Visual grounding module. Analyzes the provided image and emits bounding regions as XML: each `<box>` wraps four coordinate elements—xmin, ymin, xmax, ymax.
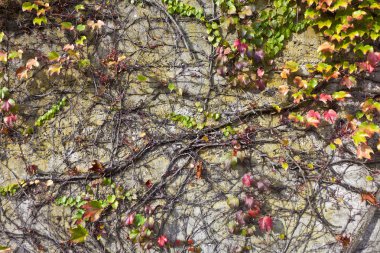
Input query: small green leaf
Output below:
<box><xmin>366</xmin><ymin>175</ymin><xmax>374</xmax><ymax>181</ymax></box>
<box><xmin>70</xmin><ymin>225</ymin><xmax>89</xmax><ymax>243</ymax></box>
<box><xmin>48</xmin><ymin>51</ymin><xmax>60</xmax><ymax>61</ymax></box>
<box><xmin>134</xmin><ymin>214</ymin><xmax>146</xmax><ymax>227</ymax></box>
<box><xmin>75</xmin><ymin>4</ymin><xmax>85</xmax><ymax>11</ymax></box>
<box><xmin>61</xmin><ymin>22</ymin><xmax>73</xmax><ymax>30</ymax></box>
<box><xmin>33</xmin><ymin>16</ymin><xmax>48</xmax><ymax>26</ymax></box>
<box><xmin>168</xmin><ymin>83</ymin><xmax>176</xmax><ymax>91</ymax></box>
<box><xmin>137</xmin><ymin>75</ymin><xmax>147</xmax><ymax>82</ymax></box>
<box><xmin>76</xmin><ymin>24</ymin><xmax>86</xmax><ymax>32</ymax></box>
<box><xmin>0</xmin><ymin>32</ymin><xmax>4</xmax><ymax>43</ymax></box>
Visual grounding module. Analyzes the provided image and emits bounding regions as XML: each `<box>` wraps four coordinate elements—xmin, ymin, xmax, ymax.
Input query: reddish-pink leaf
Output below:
<box><xmin>323</xmin><ymin>109</ymin><xmax>337</xmax><ymax>124</ymax></box>
<box><xmin>157</xmin><ymin>235</ymin><xmax>168</xmax><ymax>247</ymax></box>
<box><xmin>257</xmin><ymin>67</ymin><xmax>265</xmax><ymax>78</ymax></box>
<box><xmin>125</xmin><ymin>212</ymin><xmax>135</xmax><ymax>226</ymax></box>
<box><xmin>259</xmin><ymin>216</ymin><xmax>273</xmax><ymax>232</ymax></box>
<box><xmin>319</xmin><ymin>93</ymin><xmax>332</xmax><ymax>104</ymax></box>
<box><xmin>233</xmin><ymin>39</ymin><xmax>248</xmax><ymax>54</ymax></box>
<box><xmin>305</xmin><ymin>110</ymin><xmax>321</xmax><ymax>128</ymax></box>
<box><xmin>242</xmin><ymin>173</ymin><xmax>254</xmax><ymax>187</ymax></box>
<box><xmin>1</xmin><ymin>99</ymin><xmax>14</xmax><ymax>112</ymax></box>
<box><xmin>4</xmin><ymin>114</ymin><xmax>17</xmax><ymax>127</ymax></box>
<box><xmin>367</xmin><ymin>52</ymin><xmax>380</xmax><ymax>67</ymax></box>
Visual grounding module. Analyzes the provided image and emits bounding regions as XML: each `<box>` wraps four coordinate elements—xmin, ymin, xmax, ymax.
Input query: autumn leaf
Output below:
<box><xmin>242</xmin><ymin>173</ymin><xmax>254</xmax><ymax>187</ymax></box>
<box><xmin>332</xmin><ymin>91</ymin><xmax>351</xmax><ymax>101</ymax></box>
<box><xmin>280</xmin><ymin>68</ymin><xmax>290</xmax><ymax>79</ymax></box>
<box><xmin>323</xmin><ymin>109</ymin><xmax>337</xmax><ymax>124</ymax></box>
<box><xmin>16</xmin><ymin>66</ymin><xmax>28</xmax><ymax>80</ymax></box>
<box><xmin>195</xmin><ymin>161</ymin><xmax>202</xmax><ymax>179</ymax></box>
<box><xmin>87</xmin><ymin>20</ymin><xmax>105</xmax><ymax>30</ymax></box>
<box><xmin>336</xmin><ymin>234</ymin><xmax>351</xmax><ymax>247</ymax></box>
<box><xmin>26</xmin><ymin>58</ymin><xmax>39</xmax><ymax>69</ymax></box>
<box><xmin>340</xmin><ymin>76</ymin><xmax>356</xmax><ymax>88</ymax></box>
<box><xmin>278</xmin><ymin>84</ymin><xmax>289</xmax><ymax>95</ymax></box>
<box><xmin>0</xmin><ymin>246</ymin><xmax>11</xmax><ymax>253</ymax></box>
<box><xmin>293</xmin><ymin>76</ymin><xmax>307</xmax><ymax>88</ymax></box>
<box><xmin>157</xmin><ymin>235</ymin><xmax>168</xmax><ymax>247</ymax></box>
<box><xmin>257</xmin><ymin>67</ymin><xmax>265</xmax><ymax>78</ymax></box>
<box><xmin>82</xmin><ymin>200</ymin><xmax>104</xmax><ymax>222</ymax></box>
<box><xmin>357</xmin><ymin>144</ymin><xmax>374</xmax><ymax>159</ymax></box>
<box><xmin>258</xmin><ymin>216</ymin><xmax>273</xmax><ymax>233</ymax></box>
<box><xmin>70</xmin><ymin>225</ymin><xmax>89</xmax><ymax>243</ymax></box>
<box><xmin>305</xmin><ymin>110</ymin><xmax>321</xmax><ymax>128</ymax></box>
<box><xmin>89</xmin><ymin>160</ymin><xmax>104</xmax><ymax>173</ymax></box>
<box><xmin>319</xmin><ymin>93</ymin><xmax>332</xmax><ymax>104</ymax></box>
<box><xmin>318</xmin><ymin>42</ymin><xmax>335</xmax><ymax>54</ymax></box>
<box><xmin>361</xmin><ymin>192</ymin><xmax>378</xmax><ymax>206</ymax></box>
<box><xmin>48</xmin><ymin>63</ymin><xmax>62</xmax><ymax>76</ymax></box>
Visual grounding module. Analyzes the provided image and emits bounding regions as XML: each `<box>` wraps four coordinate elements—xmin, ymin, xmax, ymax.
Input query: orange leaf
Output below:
<box><xmin>16</xmin><ymin>66</ymin><xmax>28</xmax><ymax>80</ymax></box>
<box><xmin>361</xmin><ymin>192</ymin><xmax>378</xmax><ymax>206</ymax></box>
<box><xmin>318</xmin><ymin>42</ymin><xmax>335</xmax><ymax>54</ymax></box>
<box><xmin>195</xmin><ymin>161</ymin><xmax>202</xmax><ymax>179</ymax></box>
<box><xmin>280</xmin><ymin>69</ymin><xmax>290</xmax><ymax>79</ymax></box>
<box><xmin>357</xmin><ymin>144</ymin><xmax>374</xmax><ymax>159</ymax></box>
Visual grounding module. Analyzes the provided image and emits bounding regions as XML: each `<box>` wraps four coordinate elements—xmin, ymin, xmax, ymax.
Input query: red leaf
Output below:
<box><xmin>125</xmin><ymin>212</ymin><xmax>135</xmax><ymax>226</ymax></box>
<box><xmin>157</xmin><ymin>235</ymin><xmax>168</xmax><ymax>247</ymax></box>
<box><xmin>258</xmin><ymin>216</ymin><xmax>273</xmax><ymax>232</ymax></box>
<box><xmin>323</xmin><ymin>109</ymin><xmax>337</xmax><ymax>124</ymax></box>
<box><xmin>257</xmin><ymin>67</ymin><xmax>265</xmax><ymax>78</ymax></box>
<box><xmin>367</xmin><ymin>52</ymin><xmax>380</xmax><ymax>67</ymax></box>
<box><xmin>82</xmin><ymin>200</ymin><xmax>104</xmax><ymax>222</ymax></box>
<box><xmin>319</xmin><ymin>93</ymin><xmax>332</xmax><ymax>104</ymax></box>
<box><xmin>305</xmin><ymin>110</ymin><xmax>321</xmax><ymax>128</ymax></box>
<box><xmin>242</xmin><ymin>173</ymin><xmax>254</xmax><ymax>187</ymax></box>
<box><xmin>248</xmin><ymin>206</ymin><xmax>261</xmax><ymax>218</ymax></box>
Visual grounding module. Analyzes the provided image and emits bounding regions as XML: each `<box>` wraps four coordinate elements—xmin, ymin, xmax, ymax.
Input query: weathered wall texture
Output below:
<box><xmin>0</xmin><ymin>1</ymin><xmax>379</xmax><ymax>253</ymax></box>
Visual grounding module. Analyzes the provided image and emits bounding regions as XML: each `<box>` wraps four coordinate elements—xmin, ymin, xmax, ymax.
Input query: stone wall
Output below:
<box><xmin>0</xmin><ymin>1</ymin><xmax>379</xmax><ymax>252</ymax></box>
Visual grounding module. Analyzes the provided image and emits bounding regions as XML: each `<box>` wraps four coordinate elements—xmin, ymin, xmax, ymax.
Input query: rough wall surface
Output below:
<box><xmin>0</xmin><ymin>1</ymin><xmax>379</xmax><ymax>253</ymax></box>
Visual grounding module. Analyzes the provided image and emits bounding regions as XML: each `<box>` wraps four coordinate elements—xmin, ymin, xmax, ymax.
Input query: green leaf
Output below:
<box><xmin>107</xmin><ymin>195</ymin><xmax>116</xmax><ymax>203</ymax></box>
<box><xmin>48</xmin><ymin>51</ymin><xmax>60</xmax><ymax>61</ymax></box>
<box><xmin>61</xmin><ymin>22</ymin><xmax>73</xmax><ymax>30</ymax></box>
<box><xmin>168</xmin><ymin>83</ymin><xmax>176</xmax><ymax>91</ymax></box>
<box><xmin>137</xmin><ymin>75</ymin><xmax>147</xmax><ymax>82</ymax></box>
<box><xmin>79</xmin><ymin>59</ymin><xmax>90</xmax><ymax>68</ymax></box>
<box><xmin>22</xmin><ymin>2</ymin><xmax>38</xmax><ymax>12</ymax></box>
<box><xmin>33</xmin><ymin>16</ymin><xmax>48</xmax><ymax>26</ymax></box>
<box><xmin>75</xmin><ymin>4</ymin><xmax>85</xmax><ymax>11</ymax></box>
<box><xmin>76</xmin><ymin>24</ymin><xmax>86</xmax><ymax>32</ymax></box>
<box><xmin>75</xmin><ymin>36</ymin><xmax>87</xmax><ymax>45</ymax></box>
<box><xmin>134</xmin><ymin>214</ymin><xmax>146</xmax><ymax>227</ymax></box>
<box><xmin>0</xmin><ymin>32</ymin><xmax>4</xmax><ymax>43</ymax></box>
<box><xmin>70</xmin><ymin>225</ymin><xmax>89</xmax><ymax>243</ymax></box>
<box><xmin>366</xmin><ymin>175</ymin><xmax>374</xmax><ymax>181</ymax></box>
<box><xmin>285</xmin><ymin>61</ymin><xmax>299</xmax><ymax>72</ymax></box>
